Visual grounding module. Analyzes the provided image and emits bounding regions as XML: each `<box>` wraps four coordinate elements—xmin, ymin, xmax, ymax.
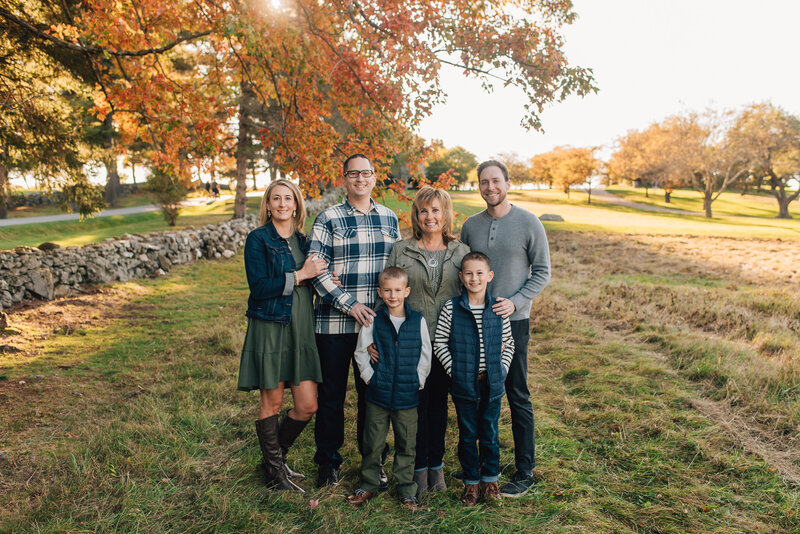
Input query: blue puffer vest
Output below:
<box><xmin>448</xmin><ymin>290</ymin><xmax>506</xmax><ymax>403</ymax></box>
<box><xmin>244</xmin><ymin>221</ymin><xmax>310</xmax><ymax>325</ymax></box>
<box><xmin>366</xmin><ymin>303</ymin><xmax>424</xmax><ymax>410</ymax></box>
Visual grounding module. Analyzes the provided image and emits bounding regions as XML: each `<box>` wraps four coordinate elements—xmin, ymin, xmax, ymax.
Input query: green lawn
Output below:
<box><xmin>5</xmin><ymin>192</ymin><xmax>156</xmax><ymax>218</ymax></box>
<box><xmin>490</xmin><ymin>190</ymin><xmax>800</xmax><ymax>240</ymax></box>
<box><xmin>605</xmin><ymin>186</ymin><xmax>791</xmax><ymax>218</ymax></box>
<box><xmin>0</xmin><ymin>196</ymin><xmax>262</xmax><ymax>250</ymax></box>
<box><xmin>4</xmin><ymin>187</ymin><xmax>800</xmax><ymax>252</ymax></box>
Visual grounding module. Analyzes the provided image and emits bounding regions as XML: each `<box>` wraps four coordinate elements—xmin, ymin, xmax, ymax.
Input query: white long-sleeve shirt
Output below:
<box><xmin>433</xmin><ymin>300</ymin><xmax>514</xmax><ymax>376</ymax></box>
<box><xmin>354</xmin><ymin>314</ymin><xmax>432</xmax><ymax>390</ymax></box>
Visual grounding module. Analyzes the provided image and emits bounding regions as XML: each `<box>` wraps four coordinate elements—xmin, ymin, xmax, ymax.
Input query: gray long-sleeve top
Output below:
<box><xmin>460</xmin><ymin>205</ymin><xmax>551</xmax><ymax>321</ymax></box>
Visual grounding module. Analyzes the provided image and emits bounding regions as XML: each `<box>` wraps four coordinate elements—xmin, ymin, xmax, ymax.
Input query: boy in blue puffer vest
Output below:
<box><xmin>349</xmin><ymin>267</ymin><xmax>432</xmax><ymax>511</ymax></box>
<box><xmin>433</xmin><ymin>251</ymin><xmax>515</xmax><ymax>506</ymax></box>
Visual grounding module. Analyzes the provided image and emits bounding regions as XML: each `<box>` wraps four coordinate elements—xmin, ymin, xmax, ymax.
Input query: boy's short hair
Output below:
<box><xmin>378</xmin><ymin>266</ymin><xmax>409</xmax><ymax>286</ymax></box>
<box><xmin>460</xmin><ymin>251</ymin><xmax>491</xmax><ymax>270</ymax></box>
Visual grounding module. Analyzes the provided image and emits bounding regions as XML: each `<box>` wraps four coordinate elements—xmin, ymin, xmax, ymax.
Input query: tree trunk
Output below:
<box><xmin>645</xmin><ymin>186</ymin><xmax>649</xmax><ymax>198</ymax></box>
<box><xmin>0</xmin><ymin>145</ymin><xmax>8</xmax><ymax>219</ymax></box>
<box><xmin>131</xmin><ymin>162</ymin><xmax>136</xmax><ymax>184</ymax></box>
<box><xmin>268</xmin><ymin>165</ymin><xmax>275</xmax><ymax>184</ymax></box>
<box><xmin>664</xmin><ymin>190</ymin><xmax>670</xmax><ymax>203</ymax></box>
<box><xmin>587</xmin><ymin>187</ymin><xmax>591</xmax><ymax>204</ymax></box>
<box><xmin>774</xmin><ymin>184</ymin><xmax>799</xmax><ymax>219</ymax></box>
<box><xmin>777</xmin><ymin>198</ymin><xmax>792</xmax><ymax>219</ymax></box>
<box><xmin>234</xmin><ymin>81</ymin><xmax>254</xmax><ymax>219</ymax></box>
<box><xmin>703</xmin><ymin>194</ymin><xmax>712</xmax><ymax>218</ymax></box>
<box><xmin>252</xmin><ymin>166</ymin><xmax>257</xmax><ymax>190</ymax></box>
<box><xmin>103</xmin><ymin>114</ymin><xmax>121</xmax><ymax>207</ymax></box>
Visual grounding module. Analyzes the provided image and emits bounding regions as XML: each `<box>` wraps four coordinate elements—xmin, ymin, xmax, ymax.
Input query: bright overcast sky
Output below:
<box><xmin>418</xmin><ymin>0</ymin><xmax>800</xmax><ymax>162</ymax></box>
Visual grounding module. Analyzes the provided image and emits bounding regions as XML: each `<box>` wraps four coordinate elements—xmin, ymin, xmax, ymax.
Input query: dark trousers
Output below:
<box><xmin>507</xmin><ymin>319</ymin><xmax>535</xmax><ymax>473</ymax></box>
<box><xmin>313</xmin><ymin>333</ymin><xmax>367</xmax><ymax>468</ymax></box>
<box><xmin>414</xmin><ymin>357</ymin><xmax>450</xmax><ymax>470</ymax></box>
<box><xmin>453</xmin><ymin>378</ymin><xmax>501</xmax><ymax>484</ymax></box>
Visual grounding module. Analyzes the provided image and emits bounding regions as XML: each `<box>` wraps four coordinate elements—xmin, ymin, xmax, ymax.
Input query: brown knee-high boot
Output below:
<box><xmin>255</xmin><ymin>415</ymin><xmax>304</xmax><ymax>492</ymax></box>
<box><xmin>278</xmin><ymin>413</ymin><xmax>310</xmax><ymax>480</ymax></box>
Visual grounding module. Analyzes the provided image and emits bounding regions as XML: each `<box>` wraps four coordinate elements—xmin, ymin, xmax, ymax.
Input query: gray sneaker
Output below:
<box><xmin>500</xmin><ymin>472</ymin><xmax>535</xmax><ymax>498</ymax></box>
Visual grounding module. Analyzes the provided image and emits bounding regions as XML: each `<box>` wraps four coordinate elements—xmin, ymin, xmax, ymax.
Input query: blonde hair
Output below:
<box><xmin>260</xmin><ymin>179</ymin><xmax>306</xmax><ymax>233</ymax></box>
<box><xmin>411</xmin><ymin>186</ymin><xmax>455</xmax><ymax>243</ymax></box>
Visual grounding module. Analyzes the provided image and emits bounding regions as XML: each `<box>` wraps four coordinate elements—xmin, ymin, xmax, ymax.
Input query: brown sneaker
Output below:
<box><xmin>461</xmin><ymin>483</ymin><xmax>480</xmax><ymax>506</ymax></box>
<box><xmin>346</xmin><ymin>488</ymin><xmax>376</xmax><ymax>506</ymax></box>
<box><xmin>480</xmin><ymin>481</ymin><xmax>502</xmax><ymax>503</ymax></box>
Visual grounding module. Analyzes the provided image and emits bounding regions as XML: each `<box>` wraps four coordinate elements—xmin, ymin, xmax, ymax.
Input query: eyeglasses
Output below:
<box><xmin>344</xmin><ymin>169</ymin><xmax>374</xmax><ymax>178</ymax></box>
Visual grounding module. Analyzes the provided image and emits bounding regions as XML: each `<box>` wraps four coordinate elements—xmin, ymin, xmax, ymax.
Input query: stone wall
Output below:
<box><xmin>0</xmin><ymin>215</ymin><xmax>258</xmax><ymax>311</ymax></box>
<box><xmin>0</xmin><ymin>187</ymin><xmax>345</xmax><ymax>311</ymax></box>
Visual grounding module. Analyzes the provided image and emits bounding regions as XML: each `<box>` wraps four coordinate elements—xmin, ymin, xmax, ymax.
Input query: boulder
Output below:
<box><xmin>29</xmin><ymin>268</ymin><xmax>55</xmax><ymax>300</ymax></box>
<box><xmin>157</xmin><ymin>255</ymin><xmax>172</xmax><ymax>271</ymax></box>
<box><xmin>38</xmin><ymin>242</ymin><xmax>61</xmax><ymax>251</ymax></box>
<box><xmin>539</xmin><ymin>213</ymin><xmax>565</xmax><ymax>222</ymax></box>
<box><xmin>53</xmin><ymin>284</ymin><xmax>70</xmax><ymax>299</ymax></box>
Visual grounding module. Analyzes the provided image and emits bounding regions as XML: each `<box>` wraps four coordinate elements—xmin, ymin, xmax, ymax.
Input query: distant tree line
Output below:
<box><xmin>606</xmin><ymin>103</ymin><xmax>800</xmax><ymax>218</ymax></box>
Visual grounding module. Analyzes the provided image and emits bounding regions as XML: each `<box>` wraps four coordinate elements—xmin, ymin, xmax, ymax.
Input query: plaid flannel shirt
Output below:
<box><xmin>309</xmin><ymin>198</ymin><xmax>400</xmax><ymax>334</ymax></box>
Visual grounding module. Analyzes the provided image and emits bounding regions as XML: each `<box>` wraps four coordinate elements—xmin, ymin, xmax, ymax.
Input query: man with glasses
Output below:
<box><xmin>309</xmin><ymin>153</ymin><xmax>400</xmax><ymax>487</ymax></box>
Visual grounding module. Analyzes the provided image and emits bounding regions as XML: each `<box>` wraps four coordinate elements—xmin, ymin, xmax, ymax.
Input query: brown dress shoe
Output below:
<box><xmin>480</xmin><ymin>481</ymin><xmax>502</xmax><ymax>503</ymax></box>
<box><xmin>347</xmin><ymin>488</ymin><xmax>377</xmax><ymax>506</ymax></box>
<box><xmin>461</xmin><ymin>483</ymin><xmax>480</xmax><ymax>506</ymax></box>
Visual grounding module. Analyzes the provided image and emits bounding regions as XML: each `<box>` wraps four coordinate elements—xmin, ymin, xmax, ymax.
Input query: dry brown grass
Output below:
<box><xmin>543</xmin><ymin>229</ymin><xmax>800</xmax><ymax>484</ymax></box>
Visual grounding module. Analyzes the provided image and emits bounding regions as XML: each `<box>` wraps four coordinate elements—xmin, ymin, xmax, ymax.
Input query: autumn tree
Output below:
<box><xmin>2</xmin><ymin>0</ymin><xmax>597</xmax><ymax>225</ymax></box>
<box><xmin>728</xmin><ymin>103</ymin><xmax>800</xmax><ymax>219</ymax></box>
<box><xmin>530</xmin><ymin>150</ymin><xmax>558</xmax><ymax>189</ymax></box>
<box><xmin>0</xmin><ymin>11</ymin><xmax>97</xmax><ymax>218</ymax></box>
<box><xmin>425</xmin><ymin>145</ymin><xmax>478</xmax><ymax>186</ymax></box>
<box><xmin>497</xmin><ymin>152</ymin><xmax>535</xmax><ymax>185</ymax></box>
<box><xmin>549</xmin><ymin>146</ymin><xmax>598</xmax><ymax>200</ymax></box>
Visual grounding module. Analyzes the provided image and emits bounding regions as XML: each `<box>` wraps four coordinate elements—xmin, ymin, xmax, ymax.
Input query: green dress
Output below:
<box><xmin>237</xmin><ymin>233</ymin><xmax>322</xmax><ymax>390</ymax></box>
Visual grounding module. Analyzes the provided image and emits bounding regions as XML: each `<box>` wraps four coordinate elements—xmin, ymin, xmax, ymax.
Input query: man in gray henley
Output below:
<box><xmin>459</xmin><ymin>159</ymin><xmax>551</xmax><ymax>498</ymax></box>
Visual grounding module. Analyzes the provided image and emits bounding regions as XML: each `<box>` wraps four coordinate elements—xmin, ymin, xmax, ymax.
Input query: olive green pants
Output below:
<box><xmin>360</xmin><ymin>401</ymin><xmax>418</xmax><ymax>499</ymax></box>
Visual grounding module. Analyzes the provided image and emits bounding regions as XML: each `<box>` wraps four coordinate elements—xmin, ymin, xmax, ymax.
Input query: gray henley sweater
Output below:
<box><xmin>460</xmin><ymin>205</ymin><xmax>551</xmax><ymax>321</ymax></box>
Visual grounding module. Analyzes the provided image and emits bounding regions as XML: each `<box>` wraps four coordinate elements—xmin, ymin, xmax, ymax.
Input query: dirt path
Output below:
<box><xmin>592</xmin><ymin>188</ymin><xmax>697</xmax><ymax>215</ymax></box>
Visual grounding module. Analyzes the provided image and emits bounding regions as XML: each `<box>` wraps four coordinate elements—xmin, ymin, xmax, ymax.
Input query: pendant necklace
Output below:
<box><xmin>420</xmin><ymin>240</ymin><xmax>442</xmax><ymax>268</ymax></box>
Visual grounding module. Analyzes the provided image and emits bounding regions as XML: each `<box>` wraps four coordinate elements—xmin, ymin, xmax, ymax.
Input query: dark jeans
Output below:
<box><xmin>507</xmin><ymin>319</ymin><xmax>535</xmax><ymax>473</ymax></box>
<box><xmin>414</xmin><ymin>357</ymin><xmax>450</xmax><ymax>470</ymax></box>
<box><xmin>453</xmin><ymin>379</ymin><xmax>502</xmax><ymax>484</ymax></box>
<box><xmin>313</xmin><ymin>333</ymin><xmax>367</xmax><ymax>468</ymax></box>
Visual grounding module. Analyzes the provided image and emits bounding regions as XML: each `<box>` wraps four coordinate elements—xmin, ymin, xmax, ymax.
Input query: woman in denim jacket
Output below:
<box><xmin>238</xmin><ymin>179</ymin><xmax>327</xmax><ymax>492</ymax></box>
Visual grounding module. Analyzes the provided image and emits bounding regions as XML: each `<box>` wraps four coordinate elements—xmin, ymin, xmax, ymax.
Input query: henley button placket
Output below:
<box><xmin>488</xmin><ymin>219</ymin><xmax>498</xmax><ymax>246</ymax></box>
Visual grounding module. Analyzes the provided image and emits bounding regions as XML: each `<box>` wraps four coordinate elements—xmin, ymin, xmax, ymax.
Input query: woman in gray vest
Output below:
<box><xmin>384</xmin><ymin>186</ymin><xmax>469</xmax><ymax>496</ymax></box>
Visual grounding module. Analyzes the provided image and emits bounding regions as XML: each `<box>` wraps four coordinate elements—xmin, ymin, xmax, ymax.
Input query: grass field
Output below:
<box><xmin>2</xmin><ymin>194</ymin><xmax>800</xmax><ymax>532</ymax></box>
<box><xmin>605</xmin><ymin>187</ymin><xmax>787</xmax><ymax>218</ymax></box>
<box><xmin>5</xmin><ymin>193</ymin><xmax>156</xmax><ymax>219</ymax></box>
<box><xmin>0</xmin><ymin>195</ymin><xmax>262</xmax><ymax>250</ymax></box>
<box><xmin>4</xmin><ymin>188</ymin><xmax>800</xmax><ymax>252</ymax></box>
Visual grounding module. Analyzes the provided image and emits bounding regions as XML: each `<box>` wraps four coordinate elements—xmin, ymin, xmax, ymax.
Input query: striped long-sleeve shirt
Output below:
<box><xmin>433</xmin><ymin>299</ymin><xmax>514</xmax><ymax>375</ymax></box>
<box><xmin>308</xmin><ymin>198</ymin><xmax>400</xmax><ymax>335</ymax></box>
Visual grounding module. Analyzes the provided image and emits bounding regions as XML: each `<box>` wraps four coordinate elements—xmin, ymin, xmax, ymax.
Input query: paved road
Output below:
<box><xmin>0</xmin><ymin>194</ymin><xmax>245</xmax><ymax>227</ymax></box>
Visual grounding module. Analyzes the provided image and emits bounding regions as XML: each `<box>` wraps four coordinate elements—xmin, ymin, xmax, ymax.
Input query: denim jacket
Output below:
<box><xmin>244</xmin><ymin>221</ymin><xmax>310</xmax><ymax>324</ymax></box>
